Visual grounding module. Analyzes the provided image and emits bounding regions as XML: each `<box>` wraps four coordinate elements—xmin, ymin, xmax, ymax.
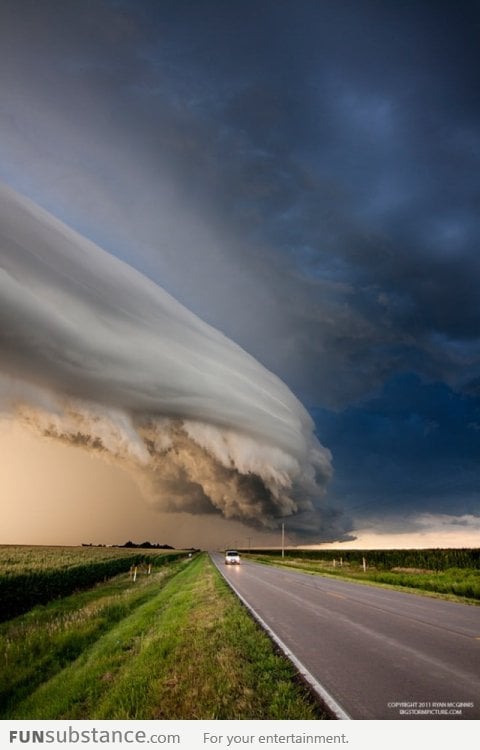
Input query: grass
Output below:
<box><xmin>0</xmin><ymin>558</ymin><xmax>185</xmax><ymax>715</ymax></box>
<box><xmin>246</xmin><ymin>555</ymin><xmax>480</xmax><ymax>604</ymax></box>
<box><xmin>2</xmin><ymin>553</ymin><xmax>325</xmax><ymax>720</ymax></box>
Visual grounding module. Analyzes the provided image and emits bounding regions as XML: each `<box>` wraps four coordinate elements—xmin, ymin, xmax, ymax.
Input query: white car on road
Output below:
<box><xmin>225</xmin><ymin>550</ymin><xmax>241</xmax><ymax>565</ymax></box>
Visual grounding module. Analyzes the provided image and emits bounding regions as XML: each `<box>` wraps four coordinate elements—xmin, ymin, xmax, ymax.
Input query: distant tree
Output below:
<box><xmin>119</xmin><ymin>540</ymin><xmax>175</xmax><ymax>549</ymax></box>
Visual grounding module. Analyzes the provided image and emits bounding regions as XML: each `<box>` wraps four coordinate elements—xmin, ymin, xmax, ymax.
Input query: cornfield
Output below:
<box><xmin>0</xmin><ymin>546</ymin><xmax>188</xmax><ymax>622</ymax></box>
<box><xmin>247</xmin><ymin>547</ymin><xmax>480</xmax><ymax>570</ymax></box>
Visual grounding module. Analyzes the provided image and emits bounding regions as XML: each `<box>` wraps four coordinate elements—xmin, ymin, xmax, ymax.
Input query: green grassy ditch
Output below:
<box><xmin>1</xmin><ymin>553</ymin><xmax>325</xmax><ymax>720</ymax></box>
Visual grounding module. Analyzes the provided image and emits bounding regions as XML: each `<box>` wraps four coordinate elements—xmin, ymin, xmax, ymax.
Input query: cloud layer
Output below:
<box><xmin>0</xmin><ymin>2</ymin><xmax>478</xmax><ymax>540</ymax></box>
<box><xmin>0</xmin><ymin>183</ymin><xmax>341</xmax><ymax>539</ymax></box>
<box><xmin>1</xmin><ymin>1</ymin><xmax>478</xmax><ymax>413</ymax></box>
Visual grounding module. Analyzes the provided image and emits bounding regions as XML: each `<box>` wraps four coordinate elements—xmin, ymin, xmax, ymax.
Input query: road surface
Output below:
<box><xmin>211</xmin><ymin>553</ymin><xmax>480</xmax><ymax>719</ymax></box>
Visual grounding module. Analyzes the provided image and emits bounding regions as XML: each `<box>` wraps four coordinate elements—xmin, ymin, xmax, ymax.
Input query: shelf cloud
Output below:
<box><xmin>0</xmin><ymin>183</ymin><xmax>345</xmax><ymax>540</ymax></box>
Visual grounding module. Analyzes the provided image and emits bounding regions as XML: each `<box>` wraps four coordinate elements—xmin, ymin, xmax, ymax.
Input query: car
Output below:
<box><xmin>225</xmin><ymin>549</ymin><xmax>241</xmax><ymax>565</ymax></box>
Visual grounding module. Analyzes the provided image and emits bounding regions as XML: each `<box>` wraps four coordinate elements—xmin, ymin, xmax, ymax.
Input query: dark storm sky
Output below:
<box><xmin>1</xmin><ymin>0</ymin><xmax>479</xmax><ymax>535</ymax></box>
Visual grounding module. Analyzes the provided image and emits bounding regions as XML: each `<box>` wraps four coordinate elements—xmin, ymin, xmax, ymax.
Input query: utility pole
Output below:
<box><xmin>281</xmin><ymin>522</ymin><xmax>285</xmax><ymax>558</ymax></box>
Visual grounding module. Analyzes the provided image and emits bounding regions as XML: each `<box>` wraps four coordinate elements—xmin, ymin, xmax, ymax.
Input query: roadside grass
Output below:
<box><xmin>0</xmin><ymin>559</ymin><xmax>186</xmax><ymax>716</ymax></box>
<box><xmin>246</xmin><ymin>555</ymin><xmax>480</xmax><ymax>604</ymax></box>
<box><xmin>6</xmin><ymin>554</ymin><xmax>325</xmax><ymax>720</ymax></box>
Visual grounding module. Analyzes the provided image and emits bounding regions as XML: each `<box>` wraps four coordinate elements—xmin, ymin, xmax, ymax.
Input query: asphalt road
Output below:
<box><xmin>211</xmin><ymin>553</ymin><xmax>480</xmax><ymax>719</ymax></box>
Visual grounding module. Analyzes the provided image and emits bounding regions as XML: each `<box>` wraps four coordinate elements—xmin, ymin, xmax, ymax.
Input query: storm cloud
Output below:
<box><xmin>0</xmin><ymin>1</ymin><xmax>479</xmax><ymax>540</ymax></box>
<box><xmin>0</xmin><ymin>183</ymin><xmax>340</xmax><ymax>538</ymax></box>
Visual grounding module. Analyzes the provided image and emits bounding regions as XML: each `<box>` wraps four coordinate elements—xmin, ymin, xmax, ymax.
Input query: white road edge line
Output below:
<box><xmin>211</xmin><ymin>554</ymin><xmax>352</xmax><ymax>721</ymax></box>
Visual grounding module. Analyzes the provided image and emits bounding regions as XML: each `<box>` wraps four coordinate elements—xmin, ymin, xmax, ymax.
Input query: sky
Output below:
<box><xmin>0</xmin><ymin>0</ymin><xmax>479</xmax><ymax>549</ymax></box>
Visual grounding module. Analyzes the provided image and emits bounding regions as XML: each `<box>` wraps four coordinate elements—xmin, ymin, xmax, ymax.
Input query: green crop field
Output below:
<box><xmin>244</xmin><ymin>548</ymin><xmax>480</xmax><ymax>602</ymax></box>
<box><xmin>0</xmin><ymin>550</ymin><xmax>324</xmax><ymax>720</ymax></box>
<box><xmin>0</xmin><ymin>545</ymin><xmax>174</xmax><ymax>575</ymax></box>
<box><xmin>0</xmin><ymin>545</ymin><xmax>188</xmax><ymax>622</ymax></box>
